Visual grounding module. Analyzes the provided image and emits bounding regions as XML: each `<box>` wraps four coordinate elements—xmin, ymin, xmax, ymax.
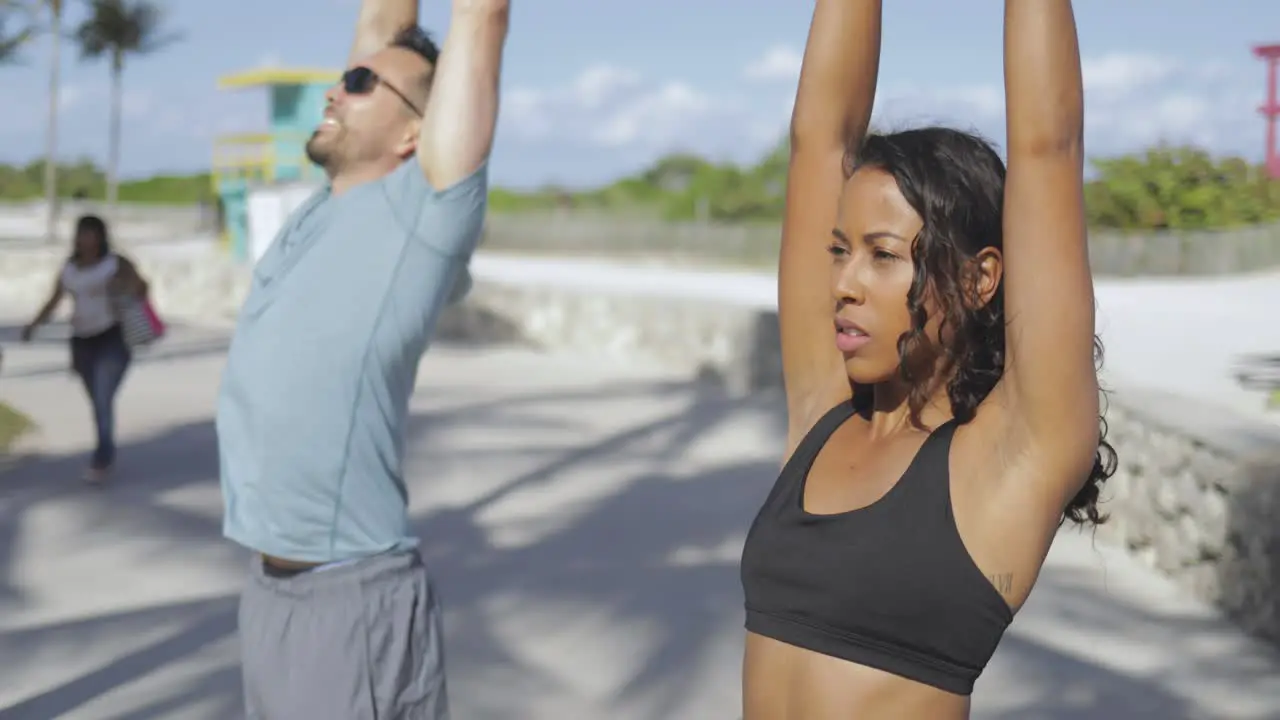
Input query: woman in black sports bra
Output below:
<box><xmin>738</xmin><ymin>1</ymin><xmax>1116</xmax><ymax>718</ymax></box>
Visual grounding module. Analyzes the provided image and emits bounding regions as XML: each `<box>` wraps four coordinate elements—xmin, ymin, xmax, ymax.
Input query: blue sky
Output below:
<box><xmin>0</xmin><ymin>0</ymin><xmax>1276</xmax><ymax>188</ymax></box>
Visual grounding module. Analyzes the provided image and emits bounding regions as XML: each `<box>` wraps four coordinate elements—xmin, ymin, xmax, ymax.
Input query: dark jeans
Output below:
<box><xmin>70</xmin><ymin>324</ymin><xmax>131</xmax><ymax>469</ymax></box>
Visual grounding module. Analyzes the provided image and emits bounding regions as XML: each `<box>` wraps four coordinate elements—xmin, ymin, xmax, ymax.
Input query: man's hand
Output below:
<box><xmin>416</xmin><ymin>0</ymin><xmax>510</xmax><ymax>190</ymax></box>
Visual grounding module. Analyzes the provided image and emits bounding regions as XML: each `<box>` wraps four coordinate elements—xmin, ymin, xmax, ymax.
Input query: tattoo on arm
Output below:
<box><xmin>989</xmin><ymin>572</ymin><xmax>1014</xmax><ymax>595</ymax></box>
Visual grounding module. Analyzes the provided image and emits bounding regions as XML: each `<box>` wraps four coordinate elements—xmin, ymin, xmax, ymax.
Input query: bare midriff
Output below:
<box><xmin>742</xmin><ymin>632</ymin><xmax>972</xmax><ymax>720</ymax></box>
<box><xmin>260</xmin><ymin>554</ymin><xmax>323</xmax><ymax>571</ymax></box>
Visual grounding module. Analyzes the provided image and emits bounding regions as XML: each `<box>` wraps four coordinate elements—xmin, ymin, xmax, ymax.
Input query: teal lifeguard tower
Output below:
<box><xmin>212</xmin><ymin>66</ymin><xmax>339</xmax><ymax>262</ymax></box>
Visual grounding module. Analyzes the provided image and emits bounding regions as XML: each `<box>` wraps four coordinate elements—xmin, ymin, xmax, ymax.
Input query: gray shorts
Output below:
<box><xmin>238</xmin><ymin>549</ymin><xmax>449</xmax><ymax>720</ymax></box>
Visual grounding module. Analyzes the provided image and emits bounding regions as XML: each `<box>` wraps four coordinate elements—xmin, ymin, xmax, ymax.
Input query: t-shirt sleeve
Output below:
<box><xmin>379</xmin><ymin>158</ymin><xmax>489</xmax><ymax>259</ymax></box>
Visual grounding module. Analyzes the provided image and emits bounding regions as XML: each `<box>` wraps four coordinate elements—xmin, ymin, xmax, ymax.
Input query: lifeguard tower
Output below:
<box><xmin>211</xmin><ymin>66</ymin><xmax>339</xmax><ymax>262</ymax></box>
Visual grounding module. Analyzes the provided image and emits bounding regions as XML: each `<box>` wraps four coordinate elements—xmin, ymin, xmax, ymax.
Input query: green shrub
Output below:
<box><xmin>0</xmin><ymin>401</ymin><xmax>35</xmax><ymax>454</ymax></box>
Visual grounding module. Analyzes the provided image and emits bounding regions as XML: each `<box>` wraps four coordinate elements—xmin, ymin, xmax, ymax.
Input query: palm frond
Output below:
<box><xmin>73</xmin><ymin>0</ymin><xmax>175</xmax><ymax>60</ymax></box>
<box><xmin>0</xmin><ymin>11</ymin><xmax>33</xmax><ymax>64</ymax></box>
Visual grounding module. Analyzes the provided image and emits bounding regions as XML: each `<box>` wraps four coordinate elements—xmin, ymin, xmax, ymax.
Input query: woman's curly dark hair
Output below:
<box><xmin>844</xmin><ymin>126</ymin><xmax>1117</xmax><ymax>526</ymax></box>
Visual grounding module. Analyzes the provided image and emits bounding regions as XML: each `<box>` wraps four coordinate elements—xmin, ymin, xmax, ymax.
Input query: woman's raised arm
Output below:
<box><xmin>999</xmin><ymin>0</ymin><xmax>1099</xmax><ymax>482</ymax></box>
<box><xmin>778</xmin><ymin>0</ymin><xmax>882</xmax><ymax>451</ymax></box>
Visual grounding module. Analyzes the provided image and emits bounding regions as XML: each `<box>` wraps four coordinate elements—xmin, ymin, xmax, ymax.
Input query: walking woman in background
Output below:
<box><xmin>738</xmin><ymin>1</ymin><xmax>1116</xmax><ymax>717</ymax></box>
<box><xmin>22</xmin><ymin>214</ymin><xmax>148</xmax><ymax>483</ymax></box>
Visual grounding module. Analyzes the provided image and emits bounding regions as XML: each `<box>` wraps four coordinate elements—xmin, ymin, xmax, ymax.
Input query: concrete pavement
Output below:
<box><xmin>1</xmin><ymin>322</ymin><xmax>1279</xmax><ymax>719</ymax></box>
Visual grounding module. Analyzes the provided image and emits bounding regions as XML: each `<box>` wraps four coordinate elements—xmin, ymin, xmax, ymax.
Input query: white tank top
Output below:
<box><xmin>60</xmin><ymin>254</ymin><xmax>120</xmax><ymax>337</ymax></box>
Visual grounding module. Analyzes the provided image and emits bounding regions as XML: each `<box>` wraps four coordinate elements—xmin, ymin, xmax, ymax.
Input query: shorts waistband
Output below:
<box><xmin>250</xmin><ymin>549</ymin><xmax>423</xmax><ymax>598</ymax></box>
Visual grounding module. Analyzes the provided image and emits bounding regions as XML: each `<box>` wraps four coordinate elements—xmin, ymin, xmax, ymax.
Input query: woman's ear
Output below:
<box><xmin>965</xmin><ymin>247</ymin><xmax>1003</xmax><ymax>309</ymax></box>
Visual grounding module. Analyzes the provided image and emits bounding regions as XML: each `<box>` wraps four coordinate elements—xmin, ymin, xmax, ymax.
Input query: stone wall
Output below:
<box><xmin>1</xmin><ymin>243</ymin><xmax>1278</xmax><ymax>645</ymax></box>
<box><xmin>0</xmin><ymin>246</ymin><xmax>249</xmax><ymax>324</ymax></box>
<box><xmin>438</xmin><ymin>282</ymin><xmax>782</xmax><ymax>395</ymax></box>
<box><xmin>1096</xmin><ymin>388</ymin><xmax>1280</xmax><ymax>643</ymax></box>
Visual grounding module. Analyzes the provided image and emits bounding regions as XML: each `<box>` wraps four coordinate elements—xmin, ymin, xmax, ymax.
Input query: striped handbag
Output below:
<box><xmin>114</xmin><ymin>293</ymin><xmax>166</xmax><ymax>348</ymax></box>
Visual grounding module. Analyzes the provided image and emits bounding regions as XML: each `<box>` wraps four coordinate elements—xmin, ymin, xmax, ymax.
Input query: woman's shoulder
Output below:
<box><xmin>63</xmin><ymin>254</ymin><xmax>120</xmax><ymax>277</ymax></box>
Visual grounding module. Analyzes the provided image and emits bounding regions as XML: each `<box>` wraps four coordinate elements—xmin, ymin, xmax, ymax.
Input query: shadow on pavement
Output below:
<box><xmin>0</xmin><ymin>365</ymin><xmax>1262</xmax><ymax>718</ymax></box>
<box><xmin>0</xmin><ymin>596</ymin><xmax>241</xmax><ymax>720</ymax></box>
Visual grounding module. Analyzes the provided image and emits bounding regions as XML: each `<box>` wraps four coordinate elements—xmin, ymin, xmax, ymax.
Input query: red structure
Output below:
<box><xmin>1255</xmin><ymin>44</ymin><xmax>1280</xmax><ymax>179</ymax></box>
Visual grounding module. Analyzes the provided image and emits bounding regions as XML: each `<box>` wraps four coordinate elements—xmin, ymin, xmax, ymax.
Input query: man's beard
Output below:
<box><xmin>304</xmin><ymin>131</ymin><xmax>339</xmax><ymax>175</ymax></box>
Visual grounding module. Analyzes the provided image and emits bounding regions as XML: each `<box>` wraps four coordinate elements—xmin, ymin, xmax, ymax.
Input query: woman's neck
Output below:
<box><xmin>73</xmin><ymin>253</ymin><xmax>107</xmax><ymax>268</ymax></box>
<box><xmin>860</xmin><ymin>375</ymin><xmax>955</xmax><ymax>436</ymax></box>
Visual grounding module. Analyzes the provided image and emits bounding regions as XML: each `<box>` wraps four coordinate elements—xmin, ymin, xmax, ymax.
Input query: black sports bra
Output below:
<box><xmin>740</xmin><ymin>401</ymin><xmax>1014</xmax><ymax>696</ymax></box>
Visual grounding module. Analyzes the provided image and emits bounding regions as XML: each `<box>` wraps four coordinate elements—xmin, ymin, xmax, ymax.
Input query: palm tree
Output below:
<box><xmin>40</xmin><ymin>0</ymin><xmax>63</xmax><ymax>244</ymax></box>
<box><xmin>72</xmin><ymin>0</ymin><xmax>176</xmax><ymax>212</ymax></box>
<box><xmin>0</xmin><ymin>1</ymin><xmax>33</xmax><ymax>64</ymax></box>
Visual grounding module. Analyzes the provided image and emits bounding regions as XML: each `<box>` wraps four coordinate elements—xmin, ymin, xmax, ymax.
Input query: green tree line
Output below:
<box><xmin>4</xmin><ymin>144</ymin><xmax>1278</xmax><ymax>232</ymax></box>
<box><xmin>0</xmin><ymin>157</ymin><xmax>211</xmax><ymax>203</ymax></box>
<box><xmin>488</xmin><ymin>141</ymin><xmax>1280</xmax><ymax>231</ymax></box>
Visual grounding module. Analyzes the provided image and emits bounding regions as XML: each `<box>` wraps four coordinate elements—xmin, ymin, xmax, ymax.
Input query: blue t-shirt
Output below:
<box><xmin>216</xmin><ymin>159</ymin><xmax>487</xmax><ymax>562</ymax></box>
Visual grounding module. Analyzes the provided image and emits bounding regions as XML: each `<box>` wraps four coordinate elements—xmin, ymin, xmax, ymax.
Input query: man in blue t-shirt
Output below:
<box><xmin>215</xmin><ymin>1</ymin><xmax>509</xmax><ymax>717</ymax></box>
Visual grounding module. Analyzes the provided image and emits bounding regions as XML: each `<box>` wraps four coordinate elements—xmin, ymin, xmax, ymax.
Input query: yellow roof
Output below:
<box><xmin>217</xmin><ymin>67</ymin><xmax>340</xmax><ymax>90</ymax></box>
<box><xmin>213</xmin><ymin>131</ymin><xmax>313</xmax><ymax>145</ymax></box>
<box><xmin>213</xmin><ymin>132</ymin><xmax>276</xmax><ymax>145</ymax></box>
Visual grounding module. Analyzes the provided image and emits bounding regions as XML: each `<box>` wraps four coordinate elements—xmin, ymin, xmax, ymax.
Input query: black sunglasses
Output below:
<box><xmin>341</xmin><ymin>66</ymin><xmax>422</xmax><ymax>117</ymax></box>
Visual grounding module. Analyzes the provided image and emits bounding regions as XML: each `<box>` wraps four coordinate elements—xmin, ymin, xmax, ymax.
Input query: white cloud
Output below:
<box><xmin>1077</xmin><ymin>54</ymin><xmax>1256</xmax><ymax>157</ymax></box>
<box><xmin>121</xmin><ymin>89</ymin><xmax>154</xmax><ymax>118</ymax></box>
<box><xmin>591</xmin><ymin>81</ymin><xmax>712</xmax><ymax>147</ymax></box>
<box><xmin>891</xmin><ymin>53</ymin><xmax>1254</xmax><ymax>159</ymax></box>
<box><xmin>494</xmin><ymin>49</ymin><xmax>1260</xmax><ymax>185</ymax></box>
<box><xmin>871</xmin><ymin>83</ymin><xmax>1007</xmax><ymax>131</ymax></box>
<box><xmin>5</xmin><ymin>82</ymin><xmax>159</xmax><ymax>131</ymax></box>
<box><xmin>59</xmin><ymin>84</ymin><xmax>84</xmax><ymax>110</ymax></box>
<box><xmin>1082</xmin><ymin>53</ymin><xmax>1177</xmax><ymax>94</ymax></box>
<box><xmin>502</xmin><ymin>87</ymin><xmax>554</xmax><ymax>139</ymax></box>
<box><xmin>755</xmin><ymin>49</ymin><xmax>1255</xmax><ymax>161</ymax></box>
<box><xmin>500</xmin><ymin>63</ymin><xmax>734</xmax><ymax>153</ymax></box>
<box><xmin>255</xmin><ymin>52</ymin><xmax>283</xmax><ymax>69</ymax></box>
<box><xmin>570</xmin><ymin>65</ymin><xmax>641</xmax><ymax>109</ymax></box>
<box><xmin>744</xmin><ymin>46</ymin><xmax>802</xmax><ymax>83</ymax></box>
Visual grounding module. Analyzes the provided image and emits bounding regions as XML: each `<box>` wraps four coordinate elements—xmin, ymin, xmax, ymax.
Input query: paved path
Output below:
<box><xmin>1</xmin><ymin>322</ymin><xmax>1279</xmax><ymax>719</ymax></box>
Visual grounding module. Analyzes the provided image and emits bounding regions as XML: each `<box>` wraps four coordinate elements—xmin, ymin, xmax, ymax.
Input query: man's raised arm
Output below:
<box><xmin>349</xmin><ymin>0</ymin><xmax>417</xmax><ymax>65</ymax></box>
<box><xmin>416</xmin><ymin>0</ymin><xmax>509</xmax><ymax>190</ymax></box>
